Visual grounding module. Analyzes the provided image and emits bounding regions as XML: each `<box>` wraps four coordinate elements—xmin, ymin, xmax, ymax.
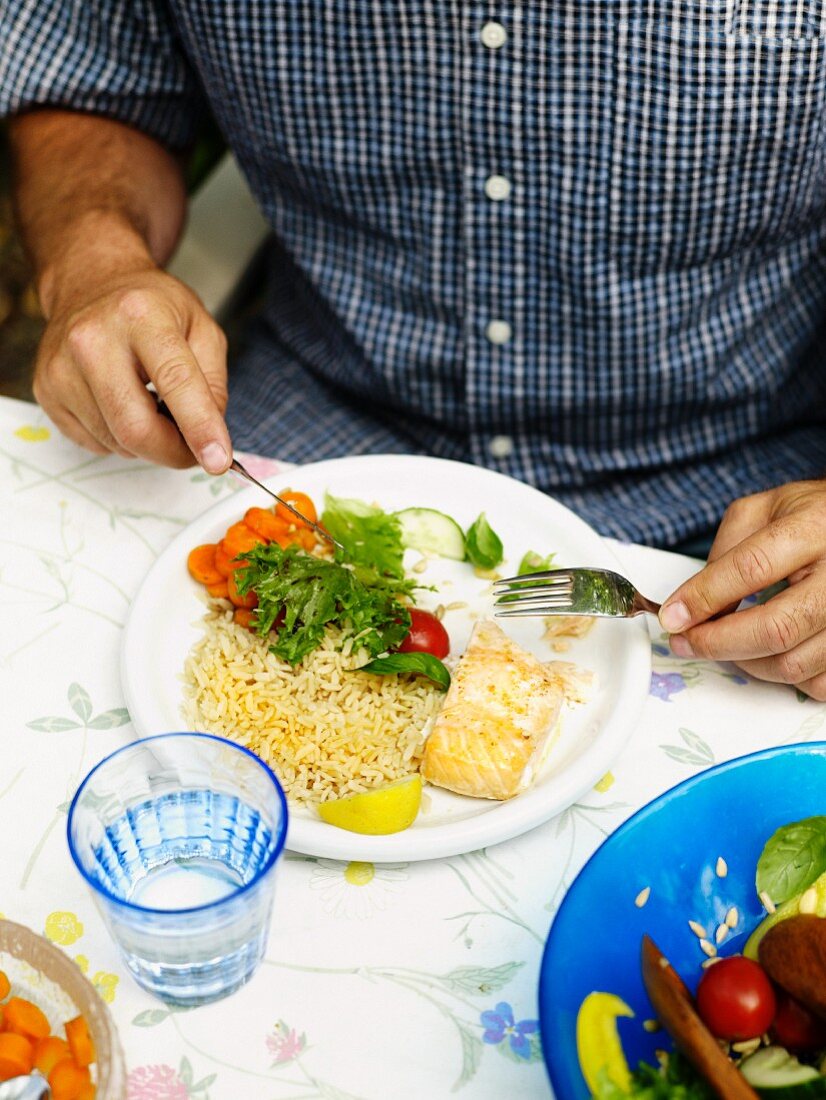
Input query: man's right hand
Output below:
<box><xmin>34</xmin><ymin>262</ymin><xmax>233</xmax><ymax>473</ymax></box>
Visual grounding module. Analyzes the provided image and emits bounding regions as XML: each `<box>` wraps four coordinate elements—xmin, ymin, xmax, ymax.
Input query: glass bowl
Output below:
<box><xmin>0</xmin><ymin>918</ymin><xmax>126</xmax><ymax>1098</ymax></box>
<box><xmin>538</xmin><ymin>742</ymin><xmax>826</xmax><ymax>1099</ymax></box>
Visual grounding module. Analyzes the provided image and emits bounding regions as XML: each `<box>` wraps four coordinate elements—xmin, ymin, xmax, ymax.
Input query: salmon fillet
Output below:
<box><xmin>421</xmin><ymin>619</ymin><xmax>564</xmax><ymax>800</ymax></box>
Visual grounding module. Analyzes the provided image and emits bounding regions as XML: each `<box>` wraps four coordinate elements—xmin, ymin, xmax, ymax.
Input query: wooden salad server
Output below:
<box><xmin>641</xmin><ymin>935</ymin><xmax>758</xmax><ymax>1100</ymax></box>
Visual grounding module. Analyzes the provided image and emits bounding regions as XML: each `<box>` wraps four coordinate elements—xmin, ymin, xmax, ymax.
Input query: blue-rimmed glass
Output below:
<box><xmin>67</xmin><ymin>733</ymin><xmax>288</xmax><ymax>1006</ymax></box>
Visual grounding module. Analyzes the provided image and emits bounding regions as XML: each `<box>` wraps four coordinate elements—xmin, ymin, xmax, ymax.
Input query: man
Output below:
<box><xmin>2</xmin><ymin>1</ymin><xmax>826</xmax><ymax>696</ymax></box>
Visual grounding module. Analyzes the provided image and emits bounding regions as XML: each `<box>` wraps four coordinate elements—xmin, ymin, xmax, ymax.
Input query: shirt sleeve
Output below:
<box><xmin>0</xmin><ymin>0</ymin><xmax>206</xmax><ymax>150</ymax></box>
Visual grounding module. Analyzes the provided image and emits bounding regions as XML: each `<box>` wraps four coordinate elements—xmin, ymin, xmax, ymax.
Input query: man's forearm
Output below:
<box><xmin>9</xmin><ymin>110</ymin><xmax>188</xmax><ymax>317</ymax></box>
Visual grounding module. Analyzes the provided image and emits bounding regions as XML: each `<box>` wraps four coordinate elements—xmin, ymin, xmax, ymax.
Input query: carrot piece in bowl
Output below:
<box><xmin>0</xmin><ymin>1031</ymin><xmax>33</xmax><ymax>1079</ymax></box>
<box><xmin>65</xmin><ymin>1015</ymin><xmax>95</xmax><ymax>1068</ymax></box>
<box><xmin>49</xmin><ymin>1057</ymin><xmax>91</xmax><ymax>1100</ymax></box>
<box><xmin>4</xmin><ymin>997</ymin><xmax>49</xmax><ymax>1041</ymax></box>
<box><xmin>34</xmin><ymin>1034</ymin><xmax>70</xmax><ymax>1075</ymax></box>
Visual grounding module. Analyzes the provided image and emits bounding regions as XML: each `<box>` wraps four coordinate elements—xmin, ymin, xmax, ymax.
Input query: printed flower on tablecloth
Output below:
<box><xmin>92</xmin><ymin>970</ymin><xmax>119</xmax><ymax>1003</ymax></box>
<box><xmin>266</xmin><ymin>1019</ymin><xmax>307</xmax><ymax>1065</ymax></box>
<box><xmin>649</xmin><ymin>671</ymin><xmax>687</xmax><ymax>702</ymax></box>
<box><xmin>14</xmin><ymin>425</ymin><xmax>50</xmax><ymax>442</ymax></box>
<box><xmin>127</xmin><ymin>1057</ymin><xmax>215</xmax><ymax>1099</ymax></box>
<box><xmin>44</xmin><ymin>910</ymin><xmax>84</xmax><ymax>946</ymax></box>
<box><xmin>309</xmin><ymin>859</ymin><xmax>408</xmax><ymax>920</ymax></box>
<box><xmin>480</xmin><ymin>1002</ymin><xmax>540</xmax><ymax>1061</ymax></box>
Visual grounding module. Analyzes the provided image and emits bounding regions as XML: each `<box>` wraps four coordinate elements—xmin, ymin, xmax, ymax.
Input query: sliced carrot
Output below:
<box><xmin>206</xmin><ymin>579</ymin><xmax>230</xmax><ymax>599</ymax></box>
<box><xmin>233</xmin><ymin>608</ymin><xmax>256</xmax><ymax>630</ymax></box>
<box><xmin>34</xmin><ymin>1035</ymin><xmax>70</xmax><ymax>1076</ymax></box>
<box><xmin>214</xmin><ymin>543</ymin><xmax>235</xmax><ymax>577</ymax></box>
<box><xmin>297</xmin><ymin>527</ymin><xmax>317</xmax><ymax>552</ymax></box>
<box><xmin>77</xmin><ymin>1083</ymin><xmax>96</xmax><ymax>1100</ymax></box>
<box><xmin>275</xmin><ymin>491</ymin><xmax>317</xmax><ymax>528</ymax></box>
<box><xmin>186</xmin><ymin>544</ymin><xmax>224</xmax><ymax>586</ymax></box>
<box><xmin>0</xmin><ymin>971</ymin><xmax>9</xmax><ymax>1001</ymax></box>
<box><xmin>64</xmin><ymin>1016</ymin><xmax>95</xmax><ymax>1069</ymax></box>
<box><xmin>0</xmin><ymin>1031</ymin><xmax>33</xmax><ymax>1079</ymax></box>
<box><xmin>4</xmin><ymin>997</ymin><xmax>49</xmax><ymax>1041</ymax></box>
<box><xmin>244</xmin><ymin>507</ymin><xmax>290</xmax><ymax>542</ymax></box>
<box><xmin>227</xmin><ymin>570</ymin><xmax>258</xmax><ymax>609</ymax></box>
<box><xmin>49</xmin><ymin>1057</ymin><xmax>90</xmax><ymax>1100</ymax></box>
<box><xmin>222</xmin><ymin>522</ymin><xmax>262</xmax><ymax>557</ymax></box>
<box><xmin>271</xmin><ymin>528</ymin><xmax>297</xmax><ymax>549</ymax></box>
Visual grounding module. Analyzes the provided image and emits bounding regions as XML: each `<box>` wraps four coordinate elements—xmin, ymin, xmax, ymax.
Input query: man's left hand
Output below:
<box><xmin>659</xmin><ymin>480</ymin><xmax>826</xmax><ymax>699</ymax></box>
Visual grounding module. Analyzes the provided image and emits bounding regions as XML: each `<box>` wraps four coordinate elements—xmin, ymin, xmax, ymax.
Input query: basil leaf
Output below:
<box><xmin>756</xmin><ymin>816</ymin><xmax>826</xmax><ymax>905</ymax></box>
<box><xmin>359</xmin><ymin>653</ymin><xmax>451</xmax><ymax>691</ymax></box>
<box><xmin>517</xmin><ymin>550</ymin><xmax>556</xmax><ymax>576</ymax></box>
<box><xmin>465</xmin><ymin>513</ymin><xmax>504</xmax><ymax>570</ymax></box>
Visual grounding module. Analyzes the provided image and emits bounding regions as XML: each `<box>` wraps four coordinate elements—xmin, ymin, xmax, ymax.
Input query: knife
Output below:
<box><xmin>153</xmin><ymin>397</ymin><xmax>344</xmax><ymax>552</ymax></box>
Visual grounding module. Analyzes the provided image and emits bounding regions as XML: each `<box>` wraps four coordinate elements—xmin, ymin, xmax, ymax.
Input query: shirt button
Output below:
<box><xmin>484</xmin><ymin>175</ymin><xmax>512</xmax><ymax>201</ymax></box>
<box><xmin>485</xmin><ymin>319</ymin><xmax>512</xmax><ymax>345</ymax></box>
<box><xmin>480</xmin><ymin>21</ymin><xmax>507</xmax><ymax>48</ymax></box>
<box><xmin>489</xmin><ymin>435</ymin><xmax>514</xmax><ymax>458</ymax></box>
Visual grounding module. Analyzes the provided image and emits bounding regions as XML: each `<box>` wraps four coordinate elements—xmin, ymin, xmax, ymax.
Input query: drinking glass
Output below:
<box><xmin>67</xmin><ymin>733</ymin><xmax>288</xmax><ymax>1006</ymax></box>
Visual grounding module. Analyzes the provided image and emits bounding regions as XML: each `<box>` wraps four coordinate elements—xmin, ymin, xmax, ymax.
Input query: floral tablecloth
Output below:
<box><xmin>1</xmin><ymin>393</ymin><xmax>824</xmax><ymax>1100</ymax></box>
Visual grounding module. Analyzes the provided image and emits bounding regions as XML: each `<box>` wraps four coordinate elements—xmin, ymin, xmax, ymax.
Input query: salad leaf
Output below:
<box><xmin>517</xmin><ymin>549</ymin><xmax>556</xmax><ymax>576</ymax></box>
<box><xmin>756</xmin><ymin>816</ymin><xmax>826</xmax><ymax>906</ymax></box>
<box><xmin>236</xmin><ymin>543</ymin><xmax>414</xmax><ymax>666</ymax></box>
<box><xmin>321</xmin><ymin>493</ymin><xmax>406</xmax><ymax>578</ymax></box>
<box><xmin>465</xmin><ymin>512</ymin><xmax>504</xmax><ymax>570</ymax></box>
<box><xmin>359</xmin><ymin>652</ymin><xmax>451</xmax><ymax>690</ymax></box>
<box><xmin>593</xmin><ymin>1054</ymin><xmax>714</xmax><ymax>1099</ymax></box>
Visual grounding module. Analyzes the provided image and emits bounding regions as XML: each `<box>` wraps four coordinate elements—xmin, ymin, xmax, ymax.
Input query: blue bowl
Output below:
<box><xmin>539</xmin><ymin>742</ymin><xmax>826</xmax><ymax>1098</ymax></box>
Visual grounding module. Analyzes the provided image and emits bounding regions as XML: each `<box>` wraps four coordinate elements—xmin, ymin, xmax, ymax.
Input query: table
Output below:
<box><xmin>1</xmin><ymin>393</ymin><xmax>823</xmax><ymax>1100</ymax></box>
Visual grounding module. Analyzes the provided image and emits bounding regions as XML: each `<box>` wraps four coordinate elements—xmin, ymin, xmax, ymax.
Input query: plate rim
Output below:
<box><xmin>538</xmin><ymin>739</ymin><xmax>826</xmax><ymax>1097</ymax></box>
<box><xmin>121</xmin><ymin>453</ymin><xmax>651</xmax><ymax>862</ymax></box>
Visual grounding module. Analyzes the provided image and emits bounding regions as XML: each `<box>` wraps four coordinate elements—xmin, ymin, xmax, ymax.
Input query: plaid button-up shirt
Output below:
<box><xmin>4</xmin><ymin>1</ymin><xmax>826</xmax><ymax>546</ymax></box>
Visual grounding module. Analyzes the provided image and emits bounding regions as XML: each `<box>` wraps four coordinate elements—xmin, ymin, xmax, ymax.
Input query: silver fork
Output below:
<box><xmin>493</xmin><ymin>567</ymin><xmax>661</xmax><ymax>619</ymax></box>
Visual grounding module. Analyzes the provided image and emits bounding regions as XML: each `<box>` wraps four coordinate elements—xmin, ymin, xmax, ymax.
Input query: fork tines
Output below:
<box><xmin>492</xmin><ymin>569</ymin><xmax>575</xmax><ymax>617</ymax></box>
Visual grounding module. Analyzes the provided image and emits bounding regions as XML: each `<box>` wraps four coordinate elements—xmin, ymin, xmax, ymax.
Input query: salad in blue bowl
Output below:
<box><xmin>539</xmin><ymin>743</ymin><xmax>826</xmax><ymax>1099</ymax></box>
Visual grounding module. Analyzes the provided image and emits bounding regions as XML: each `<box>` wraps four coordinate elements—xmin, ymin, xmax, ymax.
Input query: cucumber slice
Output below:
<box><xmin>740</xmin><ymin>1046</ymin><xmax>826</xmax><ymax>1098</ymax></box>
<box><xmin>395</xmin><ymin>508</ymin><xmax>466</xmax><ymax>560</ymax></box>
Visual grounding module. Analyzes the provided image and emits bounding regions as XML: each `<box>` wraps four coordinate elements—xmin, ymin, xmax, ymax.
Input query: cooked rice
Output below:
<box><xmin>182</xmin><ymin>604</ymin><xmax>443</xmax><ymax>803</ymax></box>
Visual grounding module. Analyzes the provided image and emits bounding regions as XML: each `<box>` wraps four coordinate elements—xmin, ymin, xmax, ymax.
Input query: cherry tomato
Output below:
<box><xmin>696</xmin><ymin>956</ymin><xmax>776</xmax><ymax>1041</ymax></box>
<box><xmin>398</xmin><ymin>609</ymin><xmax>450</xmax><ymax>659</ymax></box>
<box><xmin>771</xmin><ymin>990</ymin><xmax>826</xmax><ymax>1052</ymax></box>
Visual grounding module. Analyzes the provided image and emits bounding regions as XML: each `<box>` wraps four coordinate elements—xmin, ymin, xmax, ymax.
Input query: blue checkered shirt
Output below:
<box><xmin>3</xmin><ymin>1</ymin><xmax>826</xmax><ymax>546</ymax></box>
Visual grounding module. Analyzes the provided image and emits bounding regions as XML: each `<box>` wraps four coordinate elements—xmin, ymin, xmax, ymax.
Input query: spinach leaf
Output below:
<box><xmin>236</xmin><ymin>543</ymin><xmax>414</xmax><ymax>666</ymax></box>
<box><xmin>465</xmin><ymin>512</ymin><xmax>504</xmax><ymax>570</ymax></box>
<box><xmin>359</xmin><ymin>652</ymin><xmax>451</xmax><ymax>690</ymax></box>
<box><xmin>321</xmin><ymin>493</ymin><xmax>406</xmax><ymax>578</ymax></box>
<box><xmin>517</xmin><ymin>550</ymin><xmax>556</xmax><ymax>576</ymax></box>
<box><xmin>756</xmin><ymin>816</ymin><xmax>826</xmax><ymax>905</ymax></box>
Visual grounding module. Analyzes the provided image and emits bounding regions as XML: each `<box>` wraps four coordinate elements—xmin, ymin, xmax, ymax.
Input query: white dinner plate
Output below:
<box><xmin>121</xmin><ymin>454</ymin><xmax>650</xmax><ymax>861</ymax></box>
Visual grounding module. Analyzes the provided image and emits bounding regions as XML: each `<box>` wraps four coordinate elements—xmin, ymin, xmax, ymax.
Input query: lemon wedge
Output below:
<box><xmin>317</xmin><ymin>775</ymin><xmax>423</xmax><ymax>834</ymax></box>
<box><xmin>576</xmin><ymin>991</ymin><xmax>634</xmax><ymax>1095</ymax></box>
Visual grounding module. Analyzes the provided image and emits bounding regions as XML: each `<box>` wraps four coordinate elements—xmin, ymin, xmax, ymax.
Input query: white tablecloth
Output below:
<box><xmin>1</xmin><ymin>394</ymin><xmax>823</xmax><ymax>1100</ymax></box>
